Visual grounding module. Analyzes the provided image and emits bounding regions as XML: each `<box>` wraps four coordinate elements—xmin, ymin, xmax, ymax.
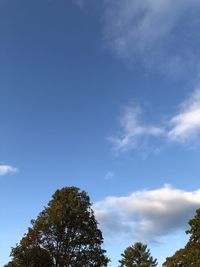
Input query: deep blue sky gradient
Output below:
<box><xmin>1</xmin><ymin>1</ymin><xmax>200</xmax><ymax>266</ymax></box>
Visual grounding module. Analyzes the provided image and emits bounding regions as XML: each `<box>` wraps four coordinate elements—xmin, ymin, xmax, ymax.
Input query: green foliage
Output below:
<box><xmin>186</xmin><ymin>208</ymin><xmax>200</xmax><ymax>243</ymax></box>
<box><xmin>4</xmin><ymin>262</ymin><xmax>17</xmax><ymax>267</ymax></box>
<box><xmin>163</xmin><ymin>242</ymin><xmax>200</xmax><ymax>267</ymax></box>
<box><xmin>163</xmin><ymin>247</ymin><xmax>187</xmax><ymax>267</ymax></box>
<box><xmin>7</xmin><ymin>246</ymin><xmax>52</xmax><ymax>267</ymax></box>
<box><xmin>163</xmin><ymin>208</ymin><xmax>200</xmax><ymax>267</ymax></box>
<box><xmin>6</xmin><ymin>187</ymin><xmax>109</xmax><ymax>267</ymax></box>
<box><xmin>119</xmin><ymin>242</ymin><xmax>157</xmax><ymax>267</ymax></box>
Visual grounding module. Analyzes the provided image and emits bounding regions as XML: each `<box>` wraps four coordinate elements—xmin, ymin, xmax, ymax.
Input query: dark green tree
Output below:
<box><xmin>186</xmin><ymin>208</ymin><xmax>200</xmax><ymax>243</ymax></box>
<box><xmin>163</xmin><ymin>208</ymin><xmax>200</xmax><ymax>267</ymax></box>
<box><xmin>4</xmin><ymin>262</ymin><xmax>17</xmax><ymax>267</ymax></box>
<box><xmin>6</xmin><ymin>187</ymin><xmax>109</xmax><ymax>267</ymax></box>
<box><xmin>163</xmin><ymin>247</ymin><xmax>187</xmax><ymax>267</ymax></box>
<box><xmin>119</xmin><ymin>242</ymin><xmax>157</xmax><ymax>267</ymax></box>
<box><xmin>4</xmin><ymin>245</ymin><xmax>52</xmax><ymax>267</ymax></box>
<box><xmin>163</xmin><ymin>242</ymin><xmax>200</xmax><ymax>267</ymax></box>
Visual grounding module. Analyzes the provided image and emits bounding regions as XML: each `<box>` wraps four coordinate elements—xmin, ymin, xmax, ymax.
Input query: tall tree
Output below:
<box><xmin>6</xmin><ymin>187</ymin><xmax>109</xmax><ymax>267</ymax></box>
<box><xmin>119</xmin><ymin>242</ymin><xmax>157</xmax><ymax>267</ymax></box>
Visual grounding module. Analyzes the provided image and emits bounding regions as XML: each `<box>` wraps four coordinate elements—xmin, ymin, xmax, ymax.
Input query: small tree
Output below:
<box><xmin>119</xmin><ymin>242</ymin><xmax>157</xmax><ymax>267</ymax></box>
<box><xmin>6</xmin><ymin>187</ymin><xmax>109</xmax><ymax>267</ymax></box>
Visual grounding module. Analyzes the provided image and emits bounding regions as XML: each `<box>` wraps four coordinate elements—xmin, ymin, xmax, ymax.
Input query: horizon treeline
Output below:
<box><xmin>4</xmin><ymin>186</ymin><xmax>200</xmax><ymax>267</ymax></box>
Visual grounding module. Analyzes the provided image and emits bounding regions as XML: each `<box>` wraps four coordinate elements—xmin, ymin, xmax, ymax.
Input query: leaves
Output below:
<box><xmin>6</xmin><ymin>187</ymin><xmax>109</xmax><ymax>267</ymax></box>
<box><xmin>163</xmin><ymin>208</ymin><xmax>200</xmax><ymax>267</ymax></box>
<box><xmin>119</xmin><ymin>242</ymin><xmax>157</xmax><ymax>267</ymax></box>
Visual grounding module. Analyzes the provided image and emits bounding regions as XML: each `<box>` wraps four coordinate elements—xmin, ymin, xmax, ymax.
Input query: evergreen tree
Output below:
<box><xmin>119</xmin><ymin>242</ymin><xmax>157</xmax><ymax>267</ymax></box>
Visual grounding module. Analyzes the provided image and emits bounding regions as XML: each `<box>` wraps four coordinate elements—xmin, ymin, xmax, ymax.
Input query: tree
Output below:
<box><xmin>6</xmin><ymin>187</ymin><xmax>109</xmax><ymax>267</ymax></box>
<box><xmin>163</xmin><ymin>242</ymin><xmax>200</xmax><ymax>267</ymax></box>
<box><xmin>163</xmin><ymin>208</ymin><xmax>200</xmax><ymax>267</ymax></box>
<box><xmin>186</xmin><ymin>208</ymin><xmax>200</xmax><ymax>243</ymax></box>
<box><xmin>119</xmin><ymin>242</ymin><xmax>157</xmax><ymax>267</ymax></box>
<box><xmin>163</xmin><ymin>247</ymin><xmax>187</xmax><ymax>267</ymax></box>
<box><xmin>4</xmin><ymin>262</ymin><xmax>17</xmax><ymax>267</ymax></box>
<box><xmin>5</xmin><ymin>245</ymin><xmax>53</xmax><ymax>267</ymax></box>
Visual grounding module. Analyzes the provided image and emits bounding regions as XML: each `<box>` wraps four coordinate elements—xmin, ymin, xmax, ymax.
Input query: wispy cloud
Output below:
<box><xmin>93</xmin><ymin>185</ymin><xmax>200</xmax><ymax>242</ymax></box>
<box><xmin>109</xmin><ymin>87</ymin><xmax>200</xmax><ymax>153</ymax></box>
<box><xmin>0</xmin><ymin>165</ymin><xmax>18</xmax><ymax>176</ymax></box>
<box><xmin>72</xmin><ymin>0</ymin><xmax>200</xmax><ymax>75</ymax></box>
<box><xmin>103</xmin><ymin>0</ymin><xmax>200</xmax><ymax>75</ymax></box>
<box><xmin>168</xmin><ymin>87</ymin><xmax>200</xmax><ymax>142</ymax></box>
<box><xmin>72</xmin><ymin>0</ymin><xmax>85</xmax><ymax>8</ymax></box>
<box><xmin>108</xmin><ymin>105</ymin><xmax>164</xmax><ymax>153</ymax></box>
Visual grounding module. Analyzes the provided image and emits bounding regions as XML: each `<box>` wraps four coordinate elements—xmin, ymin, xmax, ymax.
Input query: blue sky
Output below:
<box><xmin>1</xmin><ymin>0</ymin><xmax>200</xmax><ymax>266</ymax></box>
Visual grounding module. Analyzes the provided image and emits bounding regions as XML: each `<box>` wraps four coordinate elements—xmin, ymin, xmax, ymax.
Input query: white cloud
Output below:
<box><xmin>93</xmin><ymin>185</ymin><xmax>200</xmax><ymax>242</ymax></box>
<box><xmin>108</xmin><ymin>105</ymin><xmax>164</xmax><ymax>152</ymax></box>
<box><xmin>103</xmin><ymin>0</ymin><xmax>200</xmax><ymax>75</ymax></box>
<box><xmin>0</xmin><ymin>165</ymin><xmax>18</xmax><ymax>176</ymax></box>
<box><xmin>109</xmin><ymin>86</ymin><xmax>200</xmax><ymax>152</ymax></box>
<box><xmin>168</xmin><ymin>88</ymin><xmax>200</xmax><ymax>142</ymax></box>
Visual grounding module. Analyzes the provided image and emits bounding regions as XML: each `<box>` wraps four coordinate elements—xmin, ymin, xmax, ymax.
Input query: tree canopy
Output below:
<box><xmin>163</xmin><ymin>242</ymin><xmax>200</xmax><ymax>267</ymax></box>
<box><xmin>186</xmin><ymin>208</ymin><xmax>200</xmax><ymax>243</ymax></box>
<box><xmin>163</xmin><ymin>208</ymin><xmax>200</xmax><ymax>267</ymax></box>
<box><xmin>119</xmin><ymin>242</ymin><xmax>157</xmax><ymax>267</ymax></box>
<box><xmin>5</xmin><ymin>187</ymin><xmax>109</xmax><ymax>267</ymax></box>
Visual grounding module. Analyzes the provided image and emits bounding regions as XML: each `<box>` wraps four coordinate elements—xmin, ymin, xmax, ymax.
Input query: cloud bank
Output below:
<box><xmin>0</xmin><ymin>165</ymin><xmax>18</xmax><ymax>176</ymax></box>
<box><xmin>94</xmin><ymin>185</ymin><xmax>200</xmax><ymax>242</ymax></box>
